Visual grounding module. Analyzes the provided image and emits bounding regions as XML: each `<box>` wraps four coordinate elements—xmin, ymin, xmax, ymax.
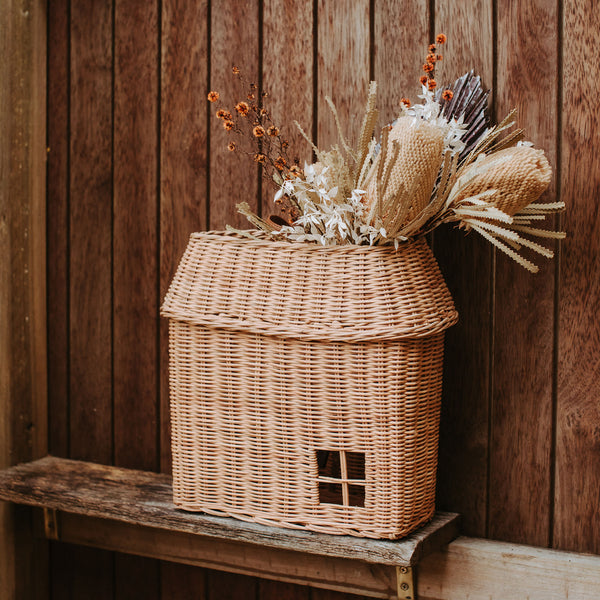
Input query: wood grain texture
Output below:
<box><xmin>373</xmin><ymin>0</ymin><xmax>429</xmax><ymax>126</ymax></box>
<box><xmin>47</xmin><ymin>0</ymin><xmax>69</xmax><ymax>459</ymax></box>
<box><xmin>69</xmin><ymin>0</ymin><xmax>113</xmax><ymax>464</ymax></box>
<box><xmin>51</xmin><ymin>512</ymin><xmax>397</xmax><ymax>598</ymax></box>
<box><xmin>261</xmin><ymin>0</ymin><xmax>313</xmax><ymax>217</ymax></box>
<box><xmin>113</xmin><ymin>0</ymin><xmax>159</xmax><ymax>473</ymax></box>
<box><xmin>160</xmin><ymin>0</ymin><xmax>209</xmax><ymax>473</ymax></box>
<box><xmin>0</xmin><ymin>1</ymin><xmax>48</xmax><ymax>598</ymax></box>
<box><xmin>206</xmin><ymin>571</ymin><xmax>258</xmax><ymax>600</ymax></box>
<box><xmin>115</xmin><ymin>552</ymin><xmax>160</xmax><ymax>600</ymax></box>
<box><xmin>209</xmin><ymin>0</ymin><xmax>260</xmax><ymax>229</ymax></box>
<box><xmin>113</xmin><ymin>11</ymin><xmax>161</xmax><ymax>599</ymax></box>
<box><xmin>160</xmin><ymin>562</ymin><xmax>206</xmax><ymax>600</ymax></box>
<box><xmin>418</xmin><ymin>536</ymin><xmax>600</xmax><ymax>600</ymax></box>
<box><xmin>0</xmin><ymin>457</ymin><xmax>460</xmax><ymax>567</ymax></box>
<box><xmin>555</xmin><ymin>0</ymin><xmax>600</xmax><ymax>554</ymax></box>
<box><xmin>68</xmin><ymin>2</ymin><xmax>115</xmax><ymax>596</ymax></box>
<box><xmin>258</xmin><ymin>580</ymin><xmax>309</xmax><ymax>600</ymax></box>
<box><xmin>65</xmin><ymin>544</ymin><xmax>114</xmax><ymax>600</ymax></box>
<box><xmin>489</xmin><ymin>0</ymin><xmax>558</xmax><ymax>547</ymax></box>
<box><xmin>317</xmin><ymin>0</ymin><xmax>370</xmax><ymax>150</ymax></box>
<box><xmin>432</xmin><ymin>0</ymin><xmax>494</xmax><ymax>538</ymax></box>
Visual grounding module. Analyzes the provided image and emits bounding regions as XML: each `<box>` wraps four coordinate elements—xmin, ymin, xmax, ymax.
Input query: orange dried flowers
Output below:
<box><xmin>223</xmin><ymin>120</ymin><xmax>235</xmax><ymax>131</ymax></box>
<box><xmin>442</xmin><ymin>89</ymin><xmax>454</xmax><ymax>101</ymax></box>
<box><xmin>207</xmin><ymin>91</ymin><xmax>219</xmax><ymax>102</ymax></box>
<box><xmin>227</xmin><ymin>141</ymin><xmax>236</xmax><ymax>151</ymax></box>
<box><xmin>235</xmin><ymin>101</ymin><xmax>250</xmax><ymax>116</ymax></box>
<box><xmin>253</xmin><ymin>125</ymin><xmax>266</xmax><ymax>137</ymax></box>
<box><xmin>419</xmin><ymin>33</ymin><xmax>447</xmax><ymax>89</ymax></box>
<box><xmin>267</xmin><ymin>125</ymin><xmax>280</xmax><ymax>136</ymax></box>
<box><xmin>400</xmin><ymin>97</ymin><xmax>411</xmax><ymax>107</ymax></box>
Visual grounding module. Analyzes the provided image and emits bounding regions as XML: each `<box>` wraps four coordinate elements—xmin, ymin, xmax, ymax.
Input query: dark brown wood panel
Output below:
<box><xmin>47</xmin><ymin>0</ymin><xmax>70</xmax><ymax>459</ymax></box>
<box><xmin>432</xmin><ymin>0</ymin><xmax>494</xmax><ymax>538</ymax></box>
<box><xmin>207</xmin><ymin>571</ymin><xmax>258</xmax><ymax>600</ymax></box>
<box><xmin>555</xmin><ymin>0</ymin><xmax>600</xmax><ymax>554</ymax></box>
<box><xmin>374</xmin><ymin>0</ymin><xmax>429</xmax><ymax>126</ymax></box>
<box><xmin>113</xmin><ymin>0</ymin><xmax>159</xmax><ymax>473</ymax></box>
<box><xmin>115</xmin><ymin>553</ymin><xmax>160</xmax><ymax>600</ymax></box>
<box><xmin>489</xmin><ymin>0</ymin><xmax>558</xmax><ymax>547</ymax></box>
<box><xmin>64</xmin><ymin>545</ymin><xmax>114</xmax><ymax>600</ymax></box>
<box><xmin>160</xmin><ymin>0</ymin><xmax>209</xmax><ymax>473</ymax></box>
<box><xmin>113</xmin><ymin>2</ymin><xmax>161</xmax><ymax>596</ymax></box>
<box><xmin>261</xmin><ymin>0</ymin><xmax>314</xmax><ymax>217</ymax></box>
<box><xmin>317</xmin><ymin>0</ymin><xmax>370</xmax><ymax>150</ymax></box>
<box><xmin>68</xmin><ymin>1</ymin><xmax>115</xmax><ymax>597</ymax></box>
<box><xmin>69</xmin><ymin>0</ymin><xmax>113</xmax><ymax>465</ymax></box>
<box><xmin>258</xmin><ymin>580</ymin><xmax>309</xmax><ymax>600</ymax></box>
<box><xmin>209</xmin><ymin>0</ymin><xmax>260</xmax><ymax>229</ymax></box>
<box><xmin>160</xmin><ymin>562</ymin><xmax>207</xmax><ymax>600</ymax></box>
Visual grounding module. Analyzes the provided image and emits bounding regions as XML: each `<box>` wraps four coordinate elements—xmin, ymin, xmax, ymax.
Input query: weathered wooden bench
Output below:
<box><xmin>0</xmin><ymin>456</ymin><xmax>460</xmax><ymax>600</ymax></box>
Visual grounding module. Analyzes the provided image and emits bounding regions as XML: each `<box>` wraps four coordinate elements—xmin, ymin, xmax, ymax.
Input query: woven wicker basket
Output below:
<box><xmin>161</xmin><ymin>230</ymin><xmax>458</xmax><ymax>539</ymax></box>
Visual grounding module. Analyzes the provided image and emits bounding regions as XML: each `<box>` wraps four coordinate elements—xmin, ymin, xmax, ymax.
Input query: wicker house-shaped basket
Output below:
<box><xmin>161</xmin><ymin>230</ymin><xmax>458</xmax><ymax>539</ymax></box>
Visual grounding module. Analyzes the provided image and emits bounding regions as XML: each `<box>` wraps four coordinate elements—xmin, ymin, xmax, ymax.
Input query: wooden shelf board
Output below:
<box><xmin>0</xmin><ymin>456</ymin><xmax>459</xmax><ymax>568</ymax></box>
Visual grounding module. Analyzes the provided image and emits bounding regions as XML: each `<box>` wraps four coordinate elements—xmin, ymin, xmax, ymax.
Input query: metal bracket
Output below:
<box><xmin>43</xmin><ymin>508</ymin><xmax>60</xmax><ymax>540</ymax></box>
<box><xmin>396</xmin><ymin>565</ymin><xmax>415</xmax><ymax>600</ymax></box>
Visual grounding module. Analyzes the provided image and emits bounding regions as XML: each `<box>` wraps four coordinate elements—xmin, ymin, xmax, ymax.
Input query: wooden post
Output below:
<box><xmin>0</xmin><ymin>1</ymin><xmax>48</xmax><ymax>598</ymax></box>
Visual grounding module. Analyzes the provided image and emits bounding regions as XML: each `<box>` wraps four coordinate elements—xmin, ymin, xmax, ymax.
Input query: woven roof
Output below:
<box><xmin>161</xmin><ymin>231</ymin><xmax>458</xmax><ymax>342</ymax></box>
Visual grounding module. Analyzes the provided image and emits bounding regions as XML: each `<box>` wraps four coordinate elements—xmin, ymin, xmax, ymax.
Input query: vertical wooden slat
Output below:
<box><xmin>113</xmin><ymin>1</ymin><xmax>161</xmax><ymax>596</ymax></box>
<box><xmin>69</xmin><ymin>0</ymin><xmax>114</xmax><ymax>596</ymax></box>
<box><xmin>489</xmin><ymin>0</ymin><xmax>558</xmax><ymax>547</ymax></box>
<box><xmin>317</xmin><ymin>0</ymin><xmax>370</xmax><ymax>150</ymax></box>
<box><xmin>258</xmin><ymin>580</ymin><xmax>309</xmax><ymax>600</ymax></box>
<box><xmin>69</xmin><ymin>0</ymin><xmax>113</xmax><ymax>465</ymax></box>
<box><xmin>209</xmin><ymin>0</ymin><xmax>260</xmax><ymax>229</ymax></box>
<box><xmin>160</xmin><ymin>0</ymin><xmax>210</xmax><ymax>594</ymax></box>
<box><xmin>113</xmin><ymin>0</ymin><xmax>159</xmax><ymax>473</ymax></box>
<box><xmin>261</xmin><ymin>0</ymin><xmax>313</xmax><ymax>217</ymax></box>
<box><xmin>0</xmin><ymin>1</ymin><xmax>48</xmax><ymax>598</ymax></box>
<box><xmin>160</xmin><ymin>0</ymin><xmax>208</xmax><ymax>474</ymax></box>
<box><xmin>374</xmin><ymin>0</ymin><xmax>429</xmax><ymax>126</ymax></box>
<box><xmin>433</xmin><ymin>0</ymin><xmax>494</xmax><ymax>538</ymax></box>
<box><xmin>160</xmin><ymin>562</ymin><xmax>206</xmax><ymax>600</ymax></box>
<box><xmin>47</xmin><ymin>0</ymin><xmax>69</xmax><ymax>459</ymax></box>
<box><xmin>46</xmin><ymin>2</ymin><xmax>70</xmax><ymax>590</ymax></box>
<box><xmin>207</xmin><ymin>570</ymin><xmax>258</xmax><ymax>600</ymax></box>
<box><xmin>555</xmin><ymin>0</ymin><xmax>600</xmax><ymax>554</ymax></box>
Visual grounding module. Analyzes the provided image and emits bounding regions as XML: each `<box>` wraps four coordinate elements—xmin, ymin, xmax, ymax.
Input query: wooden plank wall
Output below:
<box><xmin>45</xmin><ymin>1</ymin><xmax>599</xmax><ymax>598</ymax></box>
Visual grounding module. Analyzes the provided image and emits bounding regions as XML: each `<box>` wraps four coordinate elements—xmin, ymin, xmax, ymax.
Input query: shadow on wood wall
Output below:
<box><xmin>45</xmin><ymin>0</ymin><xmax>599</xmax><ymax>598</ymax></box>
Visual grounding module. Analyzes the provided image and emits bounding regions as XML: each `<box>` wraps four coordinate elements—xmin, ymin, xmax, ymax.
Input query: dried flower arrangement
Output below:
<box><xmin>208</xmin><ymin>34</ymin><xmax>564</xmax><ymax>273</ymax></box>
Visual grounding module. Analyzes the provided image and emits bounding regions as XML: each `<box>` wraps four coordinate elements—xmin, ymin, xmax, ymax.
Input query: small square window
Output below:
<box><xmin>346</xmin><ymin>452</ymin><xmax>365</xmax><ymax>480</ymax></box>
<box><xmin>348</xmin><ymin>485</ymin><xmax>365</xmax><ymax>507</ymax></box>
<box><xmin>318</xmin><ymin>481</ymin><xmax>343</xmax><ymax>505</ymax></box>
<box><xmin>316</xmin><ymin>450</ymin><xmax>366</xmax><ymax>507</ymax></box>
<box><xmin>317</xmin><ymin>450</ymin><xmax>341</xmax><ymax>478</ymax></box>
